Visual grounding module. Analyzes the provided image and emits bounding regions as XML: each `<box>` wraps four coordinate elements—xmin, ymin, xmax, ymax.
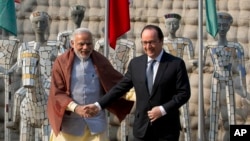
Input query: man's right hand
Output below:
<box><xmin>83</xmin><ymin>104</ymin><xmax>100</xmax><ymax>117</ymax></box>
<box><xmin>74</xmin><ymin>105</ymin><xmax>91</xmax><ymax>118</ymax></box>
<box><xmin>74</xmin><ymin>104</ymin><xmax>100</xmax><ymax>118</ymax></box>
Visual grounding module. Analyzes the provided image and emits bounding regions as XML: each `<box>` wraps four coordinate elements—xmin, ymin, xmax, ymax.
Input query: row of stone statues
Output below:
<box><xmin>3</xmin><ymin>5</ymin><xmax>135</xmax><ymax>141</ymax></box>
<box><xmin>1</xmin><ymin>4</ymin><xmax>248</xmax><ymax>141</ymax></box>
<box><xmin>164</xmin><ymin>12</ymin><xmax>248</xmax><ymax>141</ymax></box>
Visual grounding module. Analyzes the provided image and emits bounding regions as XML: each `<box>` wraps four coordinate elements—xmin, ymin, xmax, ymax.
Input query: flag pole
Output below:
<box><xmin>198</xmin><ymin>0</ymin><xmax>205</xmax><ymax>141</ymax></box>
<box><xmin>104</xmin><ymin>1</ymin><xmax>110</xmax><ymax>139</ymax></box>
<box><xmin>104</xmin><ymin>0</ymin><xmax>109</xmax><ymax>58</ymax></box>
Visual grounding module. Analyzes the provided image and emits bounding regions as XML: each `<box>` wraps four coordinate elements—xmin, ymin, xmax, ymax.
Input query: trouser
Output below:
<box><xmin>134</xmin><ymin>123</ymin><xmax>180</xmax><ymax>141</ymax></box>
<box><xmin>50</xmin><ymin>127</ymin><xmax>109</xmax><ymax>141</ymax></box>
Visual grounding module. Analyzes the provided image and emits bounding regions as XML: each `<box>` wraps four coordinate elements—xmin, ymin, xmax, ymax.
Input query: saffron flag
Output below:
<box><xmin>205</xmin><ymin>0</ymin><xmax>218</xmax><ymax>38</ymax></box>
<box><xmin>0</xmin><ymin>0</ymin><xmax>17</xmax><ymax>36</ymax></box>
<box><xmin>109</xmin><ymin>0</ymin><xmax>130</xmax><ymax>49</ymax></box>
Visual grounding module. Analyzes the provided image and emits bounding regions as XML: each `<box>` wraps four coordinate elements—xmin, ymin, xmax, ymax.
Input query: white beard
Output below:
<box><xmin>74</xmin><ymin>49</ymin><xmax>91</xmax><ymax>61</ymax></box>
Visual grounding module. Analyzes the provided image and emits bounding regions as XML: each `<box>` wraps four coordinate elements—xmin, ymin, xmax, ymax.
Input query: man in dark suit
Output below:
<box><xmin>85</xmin><ymin>24</ymin><xmax>191</xmax><ymax>141</ymax></box>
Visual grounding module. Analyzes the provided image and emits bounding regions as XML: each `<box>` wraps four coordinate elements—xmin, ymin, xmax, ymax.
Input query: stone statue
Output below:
<box><xmin>163</xmin><ymin>13</ymin><xmax>197</xmax><ymax>65</ymax></box>
<box><xmin>1</xmin><ymin>38</ymin><xmax>20</xmax><ymax>141</ymax></box>
<box><xmin>163</xmin><ymin>13</ymin><xmax>195</xmax><ymax>141</ymax></box>
<box><xmin>204</xmin><ymin>11</ymin><xmax>248</xmax><ymax>141</ymax></box>
<box><xmin>95</xmin><ymin>27</ymin><xmax>135</xmax><ymax>74</ymax></box>
<box><xmin>6</xmin><ymin>11</ymin><xmax>58</xmax><ymax>141</ymax></box>
<box><xmin>95</xmin><ymin>29</ymin><xmax>136</xmax><ymax>140</ymax></box>
<box><xmin>57</xmin><ymin>5</ymin><xmax>85</xmax><ymax>54</ymax></box>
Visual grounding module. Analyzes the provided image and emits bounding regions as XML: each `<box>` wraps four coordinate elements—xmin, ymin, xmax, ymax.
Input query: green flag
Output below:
<box><xmin>205</xmin><ymin>0</ymin><xmax>218</xmax><ymax>38</ymax></box>
<box><xmin>0</xmin><ymin>0</ymin><xmax>17</xmax><ymax>36</ymax></box>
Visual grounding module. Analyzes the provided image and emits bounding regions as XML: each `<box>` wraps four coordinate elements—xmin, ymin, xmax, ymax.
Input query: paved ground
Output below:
<box><xmin>0</xmin><ymin>122</ymin><xmax>19</xmax><ymax>141</ymax></box>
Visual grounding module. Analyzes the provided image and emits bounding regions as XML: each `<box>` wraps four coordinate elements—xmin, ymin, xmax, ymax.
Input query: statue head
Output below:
<box><xmin>164</xmin><ymin>13</ymin><xmax>181</xmax><ymax>34</ymax></box>
<box><xmin>70</xmin><ymin>5</ymin><xmax>86</xmax><ymax>28</ymax></box>
<box><xmin>30</xmin><ymin>11</ymin><xmax>49</xmax><ymax>35</ymax></box>
<box><xmin>217</xmin><ymin>12</ymin><xmax>233</xmax><ymax>36</ymax></box>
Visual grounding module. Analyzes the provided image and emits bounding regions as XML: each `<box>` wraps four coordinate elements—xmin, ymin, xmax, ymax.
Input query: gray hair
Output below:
<box><xmin>71</xmin><ymin>27</ymin><xmax>93</xmax><ymax>40</ymax></box>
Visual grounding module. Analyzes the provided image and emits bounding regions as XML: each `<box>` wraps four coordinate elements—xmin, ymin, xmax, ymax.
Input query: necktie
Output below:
<box><xmin>147</xmin><ymin>60</ymin><xmax>156</xmax><ymax>94</ymax></box>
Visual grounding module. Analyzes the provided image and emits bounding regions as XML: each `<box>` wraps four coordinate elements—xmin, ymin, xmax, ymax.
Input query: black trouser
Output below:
<box><xmin>134</xmin><ymin>123</ymin><xmax>180</xmax><ymax>141</ymax></box>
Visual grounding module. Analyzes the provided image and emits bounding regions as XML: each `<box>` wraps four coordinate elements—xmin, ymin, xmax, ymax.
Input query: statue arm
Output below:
<box><xmin>185</xmin><ymin>38</ymin><xmax>195</xmax><ymax>60</ymax></box>
<box><xmin>203</xmin><ymin>45</ymin><xmax>209</xmax><ymax>66</ymax></box>
<box><xmin>8</xmin><ymin>43</ymin><xmax>25</xmax><ymax>74</ymax></box>
<box><xmin>57</xmin><ymin>31</ymin><xmax>73</xmax><ymax>54</ymax></box>
<box><xmin>7</xmin><ymin>62</ymin><xmax>18</xmax><ymax>74</ymax></box>
<box><xmin>43</xmin><ymin>76</ymin><xmax>51</xmax><ymax>96</ymax></box>
<box><xmin>17</xmin><ymin>44</ymin><xmax>22</xmax><ymax>68</ymax></box>
<box><xmin>185</xmin><ymin>38</ymin><xmax>197</xmax><ymax>66</ymax></box>
<box><xmin>236</xmin><ymin>43</ymin><xmax>247</xmax><ymax>97</ymax></box>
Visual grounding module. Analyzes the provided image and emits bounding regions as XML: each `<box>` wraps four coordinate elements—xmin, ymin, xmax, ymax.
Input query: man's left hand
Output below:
<box><xmin>147</xmin><ymin>106</ymin><xmax>162</xmax><ymax>122</ymax></box>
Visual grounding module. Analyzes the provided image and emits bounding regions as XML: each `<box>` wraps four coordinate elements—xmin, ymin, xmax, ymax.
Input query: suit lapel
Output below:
<box><xmin>141</xmin><ymin>56</ymin><xmax>150</xmax><ymax>94</ymax></box>
<box><xmin>137</xmin><ymin>55</ymin><xmax>152</xmax><ymax>96</ymax></box>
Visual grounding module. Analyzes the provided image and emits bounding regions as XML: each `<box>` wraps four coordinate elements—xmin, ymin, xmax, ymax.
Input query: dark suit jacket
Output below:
<box><xmin>98</xmin><ymin>51</ymin><xmax>191</xmax><ymax>138</ymax></box>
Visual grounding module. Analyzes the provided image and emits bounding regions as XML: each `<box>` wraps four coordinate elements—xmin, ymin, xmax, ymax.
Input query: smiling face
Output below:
<box><xmin>71</xmin><ymin>30</ymin><xmax>93</xmax><ymax>60</ymax></box>
<box><xmin>141</xmin><ymin>28</ymin><xmax>163</xmax><ymax>59</ymax></box>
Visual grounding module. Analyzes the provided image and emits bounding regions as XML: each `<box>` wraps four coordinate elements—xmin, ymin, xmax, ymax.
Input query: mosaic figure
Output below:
<box><xmin>204</xmin><ymin>12</ymin><xmax>248</xmax><ymax>141</ymax></box>
<box><xmin>6</xmin><ymin>11</ymin><xmax>58</xmax><ymax>141</ymax></box>
<box><xmin>95</xmin><ymin>31</ymin><xmax>136</xmax><ymax>140</ymax></box>
<box><xmin>57</xmin><ymin>5</ymin><xmax>85</xmax><ymax>54</ymax></box>
<box><xmin>94</xmin><ymin>38</ymin><xmax>135</xmax><ymax>74</ymax></box>
<box><xmin>0</xmin><ymin>39</ymin><xmax>20</xmax><ymax>140</ymax></box>
<box><xmin>163</xmin><ymin>13</ymin><xmax>195</xmax><ymax>141</ymax></box>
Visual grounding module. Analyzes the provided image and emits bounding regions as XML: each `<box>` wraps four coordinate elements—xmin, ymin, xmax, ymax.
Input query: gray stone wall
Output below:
<box><xmin>1</xmin><ymin>0</ymin><xmax>250</xmax><ymax>140</ymax></box>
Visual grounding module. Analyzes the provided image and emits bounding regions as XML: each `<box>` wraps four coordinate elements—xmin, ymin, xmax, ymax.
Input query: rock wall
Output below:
<box><xmin>1</xmin><ymin>0</ymin><xmax>250</xmax><ymax>141</ymax></box>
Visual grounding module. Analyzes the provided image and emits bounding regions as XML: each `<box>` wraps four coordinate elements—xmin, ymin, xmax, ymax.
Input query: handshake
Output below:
<box><xmin>74</xmin><ymin>103</ymin><xmax>100</xmax><ymax>118</ymax></box>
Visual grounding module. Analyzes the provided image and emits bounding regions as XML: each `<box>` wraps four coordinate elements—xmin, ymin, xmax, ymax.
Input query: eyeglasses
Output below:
<box><xmin>141</xmin><ymin>40</ymin><xmax>159</xmax><ymax>46</ymax></box>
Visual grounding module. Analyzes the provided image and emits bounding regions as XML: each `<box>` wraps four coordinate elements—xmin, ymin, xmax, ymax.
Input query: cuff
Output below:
<box><xmin>159</xmin><ymin>106</ymin><xmax>167</xmax><ymax>116</ymax></box>
<box><xmin>66</xmin><ymin>101</ymin><xmax>78</xmax><ymax>112</ymax></box>
<box><xmin>94</xmin><ymin>102</ymin><xmax>102</xmax><ymax>111</ymax></box>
